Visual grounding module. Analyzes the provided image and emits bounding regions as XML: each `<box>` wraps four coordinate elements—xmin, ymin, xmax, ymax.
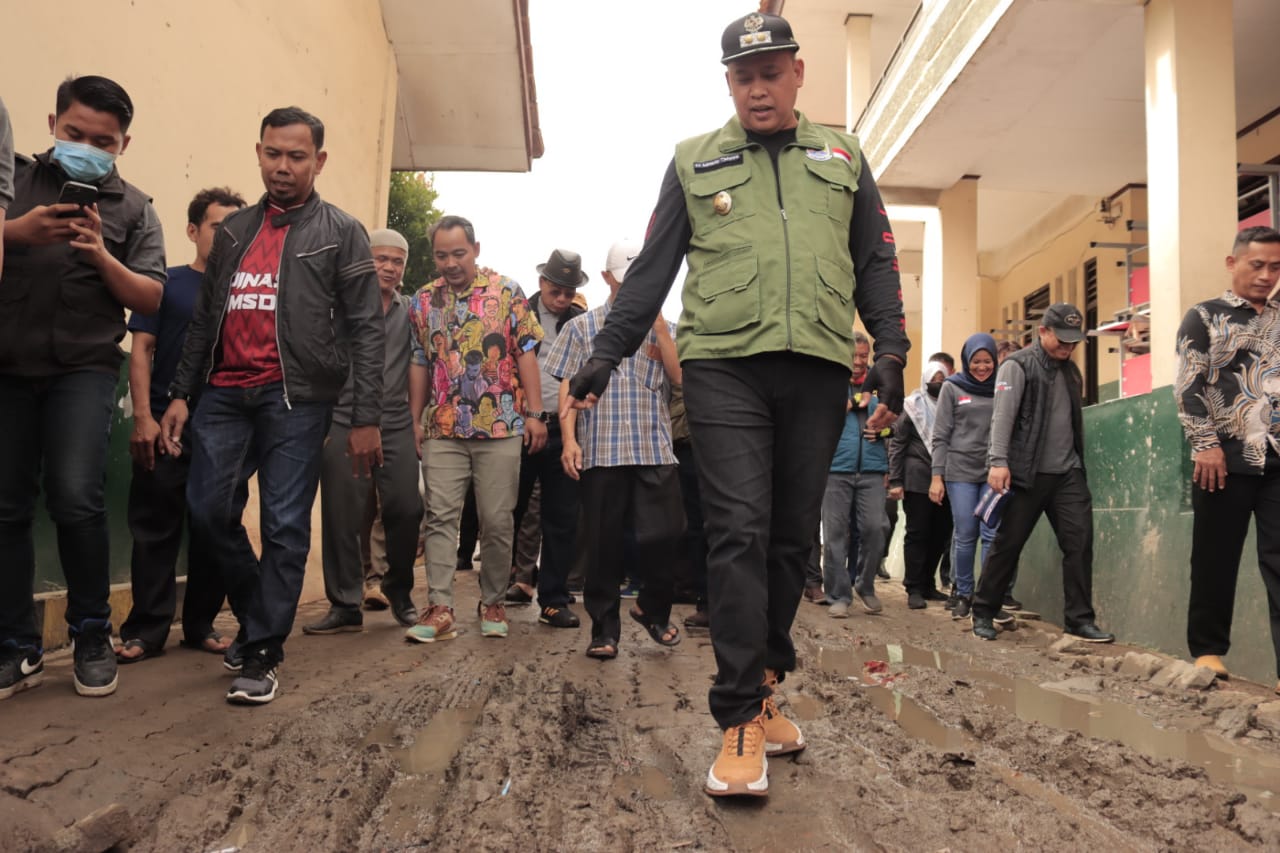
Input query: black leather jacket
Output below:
<box><xmin>170</xmin><ymin>192</ymin><xmax>384</xmax><ymax>426</ymax></box>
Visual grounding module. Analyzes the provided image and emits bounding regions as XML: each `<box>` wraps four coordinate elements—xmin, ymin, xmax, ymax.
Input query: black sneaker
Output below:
<box><xmin>386</xmin><ymin>591</ymin><xmax>419</xmax><ymax>628</ymax></box>
<box><xmin>0</xmin><ymin>641</ymin><xmax>44</xmax><ymax>701</ymax></box>
<box><xmin>972</xmin><ymin>616</ymin><xmax>998</xmax><ymax>641</ymax></box>
<box><xmin>907</xmin><ymin>592</ymin><xmax>927</xmax><ymax>610</ymax></box>
<box><xmin>922</xmin><ymin>588</ymin><xmax>949</xmax><ymax>602</ymax></box>
<box><xmin>1066</xmin><ymin>623</ymin><xmax>1115</xmax><ymax>643</ymax></box>
<box><xmin>70</xmin><ymin>619</ymin><xmax>118</xmax><ymax>697</ymax></box>
<box><xmin>1003</xmin><ymin>593</ymin><xmax>1023</xmax><ymax>611</ymax></box>
<box><xmin>223</xmin><ymin>640</ymin><xmax>244</xmax><ymax>673</ymax></box>
<box><xmin>227</xmin><ymin>651</ymin><xmax>279</xmax><ymax>705</ymax></box>
<box><xmin>952</xmin><ymin>598</ymin><xmax>972</xmax><ymax>620</ymax></box>
<box><xmin>992</xmin><ymin>609</ymin><xmax>1016</xmax><ymax>626</ymax></box>
<box><xmin>301</xmin><ymin>608</ymin><xmax>363</xmax><ymax>635</ymax></box>
<box><xmin>539</xmin><ymin>606</ymin><xmax>581</xmax><ymax>628</ymax></box>
<box><xmin>945</xmin><ymin>592</ymin><xmax>960</xmax><ymax>611</ymax></box>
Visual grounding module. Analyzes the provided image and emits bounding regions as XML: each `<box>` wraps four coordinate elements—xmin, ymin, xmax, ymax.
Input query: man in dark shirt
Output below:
<box><xmin>1175</xmin><ymin>226</ymin><xmax>1280</xmax><ymax>693</ymax></box>
<box><xmin>116</xmin><ymin>188</ymin><xmax>245</xmax><ymax>664</ymax></box>
<box><xmin>563</xmin><ymin>13</ymin><xmax>908</xmax><ymax>799</ymax></box>
<box><xmin>0</xmin><ymin>75</ymin><xmax>166</xmax><ymax>702</ymax></box>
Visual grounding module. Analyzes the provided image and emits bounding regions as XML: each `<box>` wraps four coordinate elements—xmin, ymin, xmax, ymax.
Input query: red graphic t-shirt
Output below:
<box><xmin>210</xmin><ymin>205</ymin><xmax>289</xmax><ymax>387</ymax></box>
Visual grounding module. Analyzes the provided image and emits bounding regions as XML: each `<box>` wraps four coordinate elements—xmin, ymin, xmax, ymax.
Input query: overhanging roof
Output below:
<box><xmin>382</xmin><ymin>0</ymin><xmax>544</xmax><ymax>172</ymax></box>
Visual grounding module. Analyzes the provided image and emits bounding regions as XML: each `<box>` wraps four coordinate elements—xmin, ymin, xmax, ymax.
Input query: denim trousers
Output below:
<box><xmin>0</xmin><ymin>371</ymin><xmax>117</xmax><ymax>646</ymax></box>
<box><xmin>186</xmin><ymin>382</ymin><xmax>331</xmax><ymax>662</ymax></box>
<box><xmin>944</xmin><ymin>480</ymin><xmax>995</xmax><ymax>598</ymax></box>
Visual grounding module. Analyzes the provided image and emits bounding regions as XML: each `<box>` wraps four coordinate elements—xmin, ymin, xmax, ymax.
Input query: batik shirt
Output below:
<box><xmin>408</xmin><ymin>271</ymin><xmax>542</xmax><ymax>439</ymax></box>
<box><xmin>1175</xmin><ymin>290</ymin><xmax>1280</xmax><ymax>474</ymax></box>
<box><xmin>544</xmin><ymin>303</ymin><xmax>677</xmax><ymax>470</ymax></box>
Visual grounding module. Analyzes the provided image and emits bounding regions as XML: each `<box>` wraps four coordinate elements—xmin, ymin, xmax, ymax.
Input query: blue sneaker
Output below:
<box><xmin>0</xmin><ymin>640</ymin><xmax>44</xmax><ymax>701</ymax></box>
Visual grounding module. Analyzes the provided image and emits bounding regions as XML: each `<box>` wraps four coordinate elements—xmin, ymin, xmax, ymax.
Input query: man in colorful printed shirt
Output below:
<box><xmin>547</xmin><ymin>240</ymin><xmax>684</xmax><ymax>659</ymax></box>
<box><xmin>1175</xmin><ymin>225</ymin><xmax>1280</xmax><ymax>694</ymax></box>
<box><xmin>406</xmin><ymin>215</ymin><xmax>546</xmax><ymax>643</ymax></box>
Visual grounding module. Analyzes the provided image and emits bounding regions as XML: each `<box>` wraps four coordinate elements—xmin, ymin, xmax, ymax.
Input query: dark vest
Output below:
<box><xmin>0</xmin><ymin>152</ymin><xmax>155</xmax><ymax>376</ymax></box>
<box><xmin>528</xmin><ymin>291</ymin><xmax>584</xmax><ymax>352</ymax></box>
<box><xmin>1005</xmin><ymin>342</ymin><xmax>1085</xmax><ymax>489</ymax></box>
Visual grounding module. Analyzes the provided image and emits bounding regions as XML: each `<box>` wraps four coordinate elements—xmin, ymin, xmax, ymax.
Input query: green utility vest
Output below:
<box><xmin>674</xmin><ymin>113</ymin><xmax>863</xmax><ymax>367</ymax></box>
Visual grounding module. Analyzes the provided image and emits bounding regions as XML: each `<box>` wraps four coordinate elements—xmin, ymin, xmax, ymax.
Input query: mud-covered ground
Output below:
<box><xmin>4</xmin><ymin>567</ymin><xmax>1280</xmax><ymax>853</ymax></box>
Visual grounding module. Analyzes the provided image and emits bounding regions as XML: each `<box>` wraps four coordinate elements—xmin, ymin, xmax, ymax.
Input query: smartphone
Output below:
<box><xmin>56</xmin><ymin>181</ymin><xmax>99</xmax><ymax>217</ymax></box>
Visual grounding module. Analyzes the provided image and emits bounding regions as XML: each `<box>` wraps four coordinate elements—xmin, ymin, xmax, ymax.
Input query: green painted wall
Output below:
<box><xmin>1017</xmin><ymin>386</ymin><xmax>1275</xmax><ymax>685</ymax></box>
<box><xmin>33</xmin><ymin>362</ymin><xmax>136</xmax><ymax>592</ymax></box>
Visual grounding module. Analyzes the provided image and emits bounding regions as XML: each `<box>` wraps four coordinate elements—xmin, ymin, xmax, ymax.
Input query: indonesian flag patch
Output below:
<box><xmin>831</xmin><ymin>147</ymin><xmax>852</xmax><ymax>164</ymax></box>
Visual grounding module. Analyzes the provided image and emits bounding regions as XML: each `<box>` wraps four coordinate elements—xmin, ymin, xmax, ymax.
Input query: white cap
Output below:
<box><xmin>605</xmin><ymin>239</ymin><xmax>643</xmax><ymax>283</ymax></box>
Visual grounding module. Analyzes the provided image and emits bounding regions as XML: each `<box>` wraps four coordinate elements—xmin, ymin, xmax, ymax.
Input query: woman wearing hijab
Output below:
<box><xmin>888</xmin><ymin>360</ymin><xmax>953</xmax><ymax>610</ymax></box>
<box><xmin>929</xmin><ymin>334</ymin><xmax>998</xmax><ymax>619</ymax></box>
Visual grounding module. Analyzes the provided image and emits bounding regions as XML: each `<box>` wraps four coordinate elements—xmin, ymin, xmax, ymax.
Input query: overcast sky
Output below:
<box><xmin>431</xmin><ymin>0</ymin><xmax>750</xmax><ymax>317</ymax></box>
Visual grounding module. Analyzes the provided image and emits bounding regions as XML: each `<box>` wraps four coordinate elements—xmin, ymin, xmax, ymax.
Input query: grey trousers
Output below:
<box><xmin>822</xmin><ymin>471</ymin><xmax>888</xmax><ymax>600</ymax></box>
<box><xmin>320</xmin><ymin>423</ymin><xmax>423</xmax><ymax>610</ymax></box>
<box><xmin>423</xmin><ymin>436</ymin><xmax>522</xmax><ymax>608</ymax></box>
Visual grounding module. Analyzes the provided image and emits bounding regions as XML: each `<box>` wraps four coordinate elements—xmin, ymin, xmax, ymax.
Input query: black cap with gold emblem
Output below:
<box><xmin>1041</xmin><ymin>302</ymin><xmax>1087</xmax><ymax>343</ymax></box>
<box><xmin>720</xmin><ymin>12</ymin><xmax>800</xmax><ymax>64</ymax></box>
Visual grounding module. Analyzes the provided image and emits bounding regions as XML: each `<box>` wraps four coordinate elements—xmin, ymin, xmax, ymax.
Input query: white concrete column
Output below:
<box><xmin>1145</xmin><ymin>0</ymin><xmax>1238</xmax><ymax>387</ymax></box>
<box><xmin>936</xmin><ymin>177</ymin><xmax>981</xmax><ymax>358</ymax></box>
<box><xmin>845</xmin><ymin>15</ymin><xmax>872</xmax><ymax>133</ymax></box>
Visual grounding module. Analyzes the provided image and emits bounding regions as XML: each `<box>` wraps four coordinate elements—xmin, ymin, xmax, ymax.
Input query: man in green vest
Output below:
<box><xmin>563</xmin><ymin>12</ymin><xmax>909</xmax><ymax>798</ymax></box>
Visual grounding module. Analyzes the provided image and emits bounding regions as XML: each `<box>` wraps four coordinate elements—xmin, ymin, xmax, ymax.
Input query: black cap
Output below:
<box><xmin>721</xmin><ymin>12</ymin><xmax>800</xmax><ymax>64</ymax></box>
<box><xmin>1042</xmin><ymin>302</ymin><xmax>1086</xmax><ymax>343</ymax></box>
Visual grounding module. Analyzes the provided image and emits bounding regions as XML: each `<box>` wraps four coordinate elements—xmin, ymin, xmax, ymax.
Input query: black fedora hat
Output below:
<box><xmin>536</xmin><ymin>248</ymin><xmax>589</xmax><ymax>288</ymax></box>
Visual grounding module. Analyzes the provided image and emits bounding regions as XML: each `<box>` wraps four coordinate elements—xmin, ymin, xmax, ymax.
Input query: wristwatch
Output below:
<box><xmin>527</xmin><ymin>408</ymin><xmax>549</xmax><ymax>422</ymax></box>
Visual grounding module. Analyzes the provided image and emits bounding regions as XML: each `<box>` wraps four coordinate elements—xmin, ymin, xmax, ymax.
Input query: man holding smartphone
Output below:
<box><xmin>0</xmin><ymin>75</ymin><xmax>166</xmax><ymax>702</ymax></box>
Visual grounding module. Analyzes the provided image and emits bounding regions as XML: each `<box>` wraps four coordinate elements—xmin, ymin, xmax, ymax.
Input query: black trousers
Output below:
<box><xmin>457</xmin><ymin>485</ymin><xmax>479</xmax><ymax>567</ymax></box>
<box><xmin>580</xmin><ymin>464</ymin><xmax>683</xmax><ymax>643</ymax></box>
<box><xmin>122</xmin><ymin>445</ymin><xmax>227</xmax><ymax>650</ymax></box>
<box><xmin>902</xmin><ymin>490</ymin><xmax>952</xmax><ymax>594</ymax></box>
<box><xmin>512</xmin><ymin>426</ymin><xmax>579</xmax><ymax>609</ymax></box>
<box><xmin>973</xmin><ymin>469</ymin><xmax>1096</xmax><ymax>627</ymax></box>
<box><xmin>683</xmin><ymin>354</ymin><xmax>849</xmax><ymax>729</ymax></box>
<box><xmin>1189</xmin><ymin>468</ymin><xmax>1280</xmax><ymax>677</ymax></box>
<box><xmin>673</xmin><ymin>440</ymin><xmax>709</xmax><ymax>605</ymax></box>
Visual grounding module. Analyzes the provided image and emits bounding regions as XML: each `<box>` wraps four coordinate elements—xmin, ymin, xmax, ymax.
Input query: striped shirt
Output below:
<box><xmin>544</xmin><ymin>304</ymin><xmax>677</xmax><ymax>470</ymax></box>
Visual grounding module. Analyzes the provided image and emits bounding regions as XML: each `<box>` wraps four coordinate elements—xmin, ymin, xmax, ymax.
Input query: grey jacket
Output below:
<box><xmin>930</xmin><ymin>381</ymin><xmax>994</xmax><ymax>483</ymax></box>
<box><xmin>333</xmin><ymin>293</ymin><xmax>412</xmax><ymax>431</ymax></box>
<box><xmin>988</xmin><ymin>343</ymin><xmax>1084</xmax><ymax>488</ymax></box>
<box><xmin>171</xmin><ymin>192</ymin><xmax>384</xmax><ymax>426</ymax></box>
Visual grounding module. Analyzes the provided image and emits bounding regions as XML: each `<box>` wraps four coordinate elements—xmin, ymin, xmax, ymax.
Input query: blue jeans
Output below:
<box><xmin>186</xmin><ymin>382</ymin><xmax>331</xmax><ymax>662</ymax></box>
<box><xmin>0</xmin><ymin>372</ymin><xmax>117</xmax><ymax>646</ymax></box>
<box><xmin>946</xmin><ymin>480</ymin><xmax>996</xmax><ymax>598</ymax></box>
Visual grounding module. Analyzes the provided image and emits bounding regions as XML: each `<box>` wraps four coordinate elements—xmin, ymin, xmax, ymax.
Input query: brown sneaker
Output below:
<box><xmin>363</xmin><ymin>584</ymin><xmax>390</xmax><ymax>611</ymax></box>
<box><xmin>705</xmin><ymin>715</ymin><xmax>768</xmax><ymax>797</ymax></box>
<box><xmin>1194</xmin><ymin>655</ymin><xmax>1229</xmax><ymax>680</ymax></box>
<box><xmin>761</xmin><ymin>668</ymin><xmax>805</xmax><ymax>755</ymax></box>
<box><xmin>478</xmin><ymin>601</ymin><xmax>509</xmax><ymax>638</ymax></box>
<box><xmin>405</xmin><ymin>605</ymin><xmax>456</xmax><ymax>643</ymax></box>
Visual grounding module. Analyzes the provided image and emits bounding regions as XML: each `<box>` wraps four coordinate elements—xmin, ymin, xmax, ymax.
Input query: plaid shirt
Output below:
<box><xmin>544</xmin><ymin>304</ymin><xmax>677</xmax><ymax>470</ymax></box>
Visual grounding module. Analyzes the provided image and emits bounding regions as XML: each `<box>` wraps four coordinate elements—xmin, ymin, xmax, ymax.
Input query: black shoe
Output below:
<box><xmin>945</xmin><ymin>592</ymin><xmax>960</xmax><ymax>611</ymax></box>
<box><xmin>456</xmin><ymin>559</ymin><xmax>474</xmax><ymax>572</ymax></box>
<box><xmin>907</xmin><ymin>592</ymin><xmax>927</xmax><ymax>610</ymax></box>
<box><xmin>992</xmin><ymin>609</ymin><xmax>1016</xmax><ymax>626</ymax></box>
<box><xmin>302</xmin><ymin>608</ymin><xmax>363</xmax><ymax>635</ymax></box>
<box><xmin>972</xmin><ymin>616</ymin><xmax>998</xmax><ymax>641</ymax></box>
<box><xmin>922</xmin><ymin>588</ymin><xmax>949</xmax><ymax>602</ymax></box>
<box><xmin>952</xmin><ymin>598</ymin><xmax>971</xmax><ymax>620</ymax></box>
<box><xmin>876</xmin><ymin>561</ymin><xmax>891</xmax><ymax>580</ymax></box>
<box><xmin>70</xmin><ymin>619</ymin><xmax>117</xmax><ymax>697</ymax></box>
<box><xmin>1066</xmin><ymin>623</ymin><xmax>1115</xmax><ymax>643</ymax></box>
<box><xmin>684</xmin><ymin>609</ymin><xmax>710</xmax><ymax>630</ymax></box>
<box><xmin>227</xmin><ymin>651</ymin><xmax>279</xmax><ymax>704</ymax></box>
<box><xmin>223</xmin><ymin>641</ymin><xmax>244</xmax><ymax>673</ymax></box>
<box><xmin>505</xmin><ymin>584</ymin><xmax>533</xmax><ymax>604</ymax></box>
<box><xmin>539</xmin><ymin>606</ymin><xmax>580</xmax><ymax>628</ymax></box>
<box><xmin>0</xmin><ymin>641</ymin><xmax>44</xmax><ymax>701</ymax></box>
<box><xmin>387</xmin><ymin>592</ymin><xmax>419</xmax><ymax>628</ymax></box>
<box><xmin>1003</xmin><ymin>593</ymin><xmax>1023</xmax><ymax>611</ymax></box>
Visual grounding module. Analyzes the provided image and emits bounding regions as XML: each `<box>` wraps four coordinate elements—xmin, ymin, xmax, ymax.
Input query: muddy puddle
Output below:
<box><xmin>814</xmin><ymin>643</ymin><xmax>1280</xmax><ymax>809</ymax></box>
<box><xmin>362</xmin><ymin>707</ymin><xmax>483</xmax><ymax>838</ymax></box>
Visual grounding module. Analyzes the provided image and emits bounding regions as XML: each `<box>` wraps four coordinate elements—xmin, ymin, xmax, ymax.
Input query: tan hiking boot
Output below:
<box><xmin>405</xmin><ymin>605</ymin><xmax>456</xmax><ymax>643</ymax></box>
<box><xmin>1194</xmin><ymin>655</ymin><xmax>1229</xmax><ymax>680</ymax></box>
<box><xmin>762</xmin><ymin>668</ymin><xmax>805</xmax><ymax>755</ymax></box>
<box><xmin>363</xmin><ymin>584</ymin><xmax>390</xmax><ymax>611</ymax></box>
<box><xmin>705</xmin><ymin>715</ymin><xmax>768</xmax><ymax>797</ymax></box>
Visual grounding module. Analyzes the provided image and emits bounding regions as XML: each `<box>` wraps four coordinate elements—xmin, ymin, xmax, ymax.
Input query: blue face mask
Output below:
<box><xmin>52</xmin><ymin>139</ymin><xmax>117</xmax><ymax>182</ymax></box>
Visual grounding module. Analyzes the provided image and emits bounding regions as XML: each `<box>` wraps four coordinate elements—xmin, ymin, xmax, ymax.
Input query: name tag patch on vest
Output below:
<box><xmin>693</xmin><ymin>153</ymin><xmax>743</xmax><ymax>173</ymax></box>
<box><xmin>806</xmin><ymin>148</ymin><xmax>831</xmax><ymax>161</ymax></box>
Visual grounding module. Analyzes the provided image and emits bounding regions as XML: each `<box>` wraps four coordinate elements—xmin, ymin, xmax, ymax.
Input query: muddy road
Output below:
<box><xmin>5</xmin><ymin>569</ymin><xmax>1280</xmax><ymax>852</ymax></box>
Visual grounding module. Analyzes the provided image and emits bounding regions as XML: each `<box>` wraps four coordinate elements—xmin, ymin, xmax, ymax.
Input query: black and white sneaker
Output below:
<box><xmin>223</xmin><ymin>639</ymin><xmax>244</xmax><ymax>673</ymax></box>
<box><xmin>70</xmin><ymin>619</ymin><xmax>118</xmax><ymax>697</ymax></box>
<box><xmin>227</xmin><ymin>652</ymin><xmax>278</xmax><ymax>705</ymax></box>
<box><xmin>992</xmin><ymin>609</ymin><xmax>1016</xmax><ymax>626</ymax></box>
<box><xmin>0</xmin><ymin>641</ymin><xmax>44</xmax><ymax>700</ymax></box>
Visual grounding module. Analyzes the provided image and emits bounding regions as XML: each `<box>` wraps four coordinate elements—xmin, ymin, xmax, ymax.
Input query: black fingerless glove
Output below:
<box><xmin>568</xmin><ymin>356</ymin><xmax>616</xmax><ymax>401</ymax></box>
<box><xmin>862</xmin><ymin>358</ymin><xmax>904</xmax><ymax>414</ymax></box>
